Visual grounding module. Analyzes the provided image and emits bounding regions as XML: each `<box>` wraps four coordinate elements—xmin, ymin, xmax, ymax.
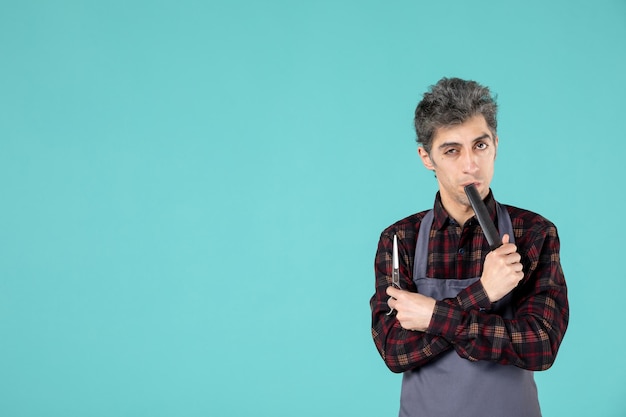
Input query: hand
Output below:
<box><xmin>480</xmin><ymin>234</ymin><xmax>524</xmax><ymax>302</ymax></box>
<box><xmin>387</xmin><ymin>286</ymin><xmax>436</xmax><ymax>332</ymax></box>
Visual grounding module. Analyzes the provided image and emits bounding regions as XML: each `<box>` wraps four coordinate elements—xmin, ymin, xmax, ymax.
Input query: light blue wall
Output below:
<box><xmin>1</xmin><ymin>1</ymin><xmax>624</xmax><ymax>416</ymax></box>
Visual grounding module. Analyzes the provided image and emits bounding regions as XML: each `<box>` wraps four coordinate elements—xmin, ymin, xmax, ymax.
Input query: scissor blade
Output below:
<box><xmin>393</xmin><ymin>235</ymin><xmax>398</xmax><ymax>270</ymax></box>
<box><xmin>392</xmin><ymin>235</ymin><xmax>400</xmax><ymax>287</ymax></box>
<box><xmin>386</xmin><ymin>234</ymin><xmax>401</xmax><ymax>316</ymax></box>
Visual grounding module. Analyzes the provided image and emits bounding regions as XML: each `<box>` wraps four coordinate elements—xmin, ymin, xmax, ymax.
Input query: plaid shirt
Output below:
<box><xmin>370</xmin><ymin>191</ymin><xmax>569</xmax><ymax>373</ymax></box>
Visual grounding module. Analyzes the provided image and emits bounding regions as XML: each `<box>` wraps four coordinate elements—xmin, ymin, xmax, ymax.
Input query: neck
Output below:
<box><xmin>451</xmin><ymin>207</ymin><xmax>475</xmax><ymax>226</ymax></box>
<box><xmin>439</xmin><ymin>194</ymin><xmax>475</xmax><ymax>226</ymax></box>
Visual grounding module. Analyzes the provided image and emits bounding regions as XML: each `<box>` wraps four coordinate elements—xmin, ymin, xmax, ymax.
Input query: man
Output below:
<box><xmin>370</xmin><ymin>77</ymin><xmax>569</xmax><ymax>417</ymax></box>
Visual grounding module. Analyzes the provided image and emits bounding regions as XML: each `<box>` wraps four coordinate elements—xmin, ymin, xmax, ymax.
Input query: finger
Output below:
<box><xmin>495</xmin><ymin>242</ymin><xmax>519</xmax><ymax>257</ymax></box>
<box><xmin>387</xmin><ymin>286</ymin><xmax>401</xmax><ymax>298</ymax></box>
<box><xmin>505</xmin><ymin>252</ymin><xmax>521</xmax><ymax>264</ymax></box>
<box><xmin>493</xmin><ymin>234</ymin><xmax>517</xmax><ymax>256</ymax></box>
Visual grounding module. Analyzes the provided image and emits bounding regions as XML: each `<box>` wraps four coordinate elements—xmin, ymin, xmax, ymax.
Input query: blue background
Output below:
<box><xmin>1</xmin><ymin>1</ymin><xmax>625</xmax><ymax>416</ymax></box>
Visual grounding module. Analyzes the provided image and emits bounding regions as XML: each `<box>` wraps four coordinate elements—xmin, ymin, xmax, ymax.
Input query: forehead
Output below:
<box><xmin>431</xmin><ymin>114</ymin><xmax>495</xmax><ymax>148</ymax></box>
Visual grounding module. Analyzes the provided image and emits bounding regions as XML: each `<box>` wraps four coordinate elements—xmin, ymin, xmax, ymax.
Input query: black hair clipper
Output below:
<box><xmin>464</xmin><ymin>184</ymin><xmax>502</xmax><ymax>251</ymax></box>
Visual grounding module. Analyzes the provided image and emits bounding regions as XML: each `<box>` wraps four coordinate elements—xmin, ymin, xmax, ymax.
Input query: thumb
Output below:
<box><xmin>501</xmin><ymin>233</ymin><xmax>510</xmax><ymax>244</ymax></box>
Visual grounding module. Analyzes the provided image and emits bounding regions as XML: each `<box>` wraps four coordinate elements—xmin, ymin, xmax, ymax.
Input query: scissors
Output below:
<box><xmin>386</xmin><ymin>234</ymin><xmax>400</xmax><ymax>316</ymax></box>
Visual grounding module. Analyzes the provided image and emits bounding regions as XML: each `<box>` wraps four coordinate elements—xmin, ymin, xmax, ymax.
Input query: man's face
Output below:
<box><xmin>418</xmin><ymin>114</ymin><xmax>498</xmax><ymax>216</ymax></box>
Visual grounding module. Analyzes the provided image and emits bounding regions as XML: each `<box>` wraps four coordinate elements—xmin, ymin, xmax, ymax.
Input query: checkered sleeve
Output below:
<box><xmin>370</xmin><ymin>228</ymin><xmax>453</xmax><ymax>373</ymax></box>
<box><xmin>453</xmin><ymin>280</ymin><xmax>493</xmax><ymax>311</ymax></box>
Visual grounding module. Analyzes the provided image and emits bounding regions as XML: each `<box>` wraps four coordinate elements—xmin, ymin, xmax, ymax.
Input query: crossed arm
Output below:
<box><xmin>370</xmin><ymin>227</ymin><xmax>569</xmax><ymax>373</ymax></box>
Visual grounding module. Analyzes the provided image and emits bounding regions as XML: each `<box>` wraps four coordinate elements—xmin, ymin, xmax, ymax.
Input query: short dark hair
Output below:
<box><xmin>414</xmin><ymin>77</ymin><xmax>498</xmax><ymax>153</ymax></box>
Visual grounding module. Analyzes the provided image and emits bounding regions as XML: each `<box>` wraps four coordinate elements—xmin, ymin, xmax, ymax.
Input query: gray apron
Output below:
<box><xmin>399</xmin><ymin>203</ymin><xmax>541</xmax><ymax>417</ymax></box>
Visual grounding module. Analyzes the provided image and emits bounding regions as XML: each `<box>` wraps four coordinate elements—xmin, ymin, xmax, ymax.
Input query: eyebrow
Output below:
<box><xmin>437</xmin><ymin>133</ymin><xmax>492</xmax><ymax>150</ymax></box>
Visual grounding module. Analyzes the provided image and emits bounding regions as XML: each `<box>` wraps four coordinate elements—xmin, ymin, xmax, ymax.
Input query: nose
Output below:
<box><xmin>462</xmin><ymin>150</ymin><xmax>479</xmax><ymax>173</ymax></box>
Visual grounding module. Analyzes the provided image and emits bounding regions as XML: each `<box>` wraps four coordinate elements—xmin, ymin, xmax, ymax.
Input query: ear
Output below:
<box><xmin>418</xmin><ymin>147</ymin><xmax>435</xmax><ymax>171</ymax></box>
<box><xmin>493</xmin><ymin>135</ymin><xmax>499</xmax><ymax>159</ymax></box>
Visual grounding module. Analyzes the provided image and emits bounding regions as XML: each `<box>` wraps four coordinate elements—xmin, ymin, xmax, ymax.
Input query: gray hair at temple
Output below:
<box><xmin>414</xmin><ymin>77</ymin><xmax>498</xmax><ymax>154</ymax></box>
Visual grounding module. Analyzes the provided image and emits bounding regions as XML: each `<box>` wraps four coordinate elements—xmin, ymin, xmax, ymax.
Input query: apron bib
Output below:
<box><xmin>399</xmin><ymin>203</ymin><xmax>541</xmax><ymax>417</ymax></box>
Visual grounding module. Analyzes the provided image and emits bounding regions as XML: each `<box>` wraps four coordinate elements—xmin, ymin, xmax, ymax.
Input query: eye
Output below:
<box><xmin>475</xmin><ymin>142</ymin><xmax>488</xmax><ymax>150</ymax></box>
<box><xmin>444</xmin><ymin>148</ymin><xmax>458</xmax><ymax>155</ymax></box>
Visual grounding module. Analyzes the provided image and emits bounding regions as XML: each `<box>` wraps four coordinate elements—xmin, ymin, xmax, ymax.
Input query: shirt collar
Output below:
<box><xmin>432</xmin><ymin>189</ymin><xmax>497</xmax><ymax>230</ymax></box>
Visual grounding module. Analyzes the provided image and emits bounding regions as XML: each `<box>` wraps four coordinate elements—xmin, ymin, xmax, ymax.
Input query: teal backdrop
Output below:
<box><xmin>1</xmin><ymin>1</ymin><xmax>625</xmax><ymax>416</ymax></box>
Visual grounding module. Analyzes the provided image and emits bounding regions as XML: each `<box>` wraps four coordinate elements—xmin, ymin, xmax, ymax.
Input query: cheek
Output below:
<box><xmin>482</xmin><ymin>162</ymin><xmax>496</xmax><ymax>178</ymax></box>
